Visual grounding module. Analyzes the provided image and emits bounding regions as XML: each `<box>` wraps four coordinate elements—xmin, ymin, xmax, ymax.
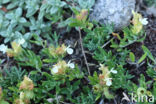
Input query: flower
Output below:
<box><xmin>6</xmin><ymin>42</ymin><xmax>22</xmax><ymax>57</ymax></box>
<box><xmin>98</xmin><ymin>64</ymin><xmax>116</xmax><ymax>86</ymax></box>
<box><xmin>19</xmin><ymin>76</ymin><xmax>34</xmax><ymax>90</ymax></box>
<box><xmin>0</xmin><ymin>44</ymin><xmax>8</xmax><ymax>54</ymax></box>
<box><xmin>0</xmin><ymin>87</ymin><xmax>2</xmax><ymax>95</ymax></box>
<box><xmin>51</xmin><ymin>61</ymin><xmax>67</xmax><ymax>75</ymax></box>
<box><xmin>110</xmin><ymin>68</ymin><xmax>117</xmax><ymax>74</ymax></box>
<box><xmin>76</xmin><ymin>9</ymin><xmax>88</xmax><ymax>21</ymax></box>
<box><xmin>20</xmin><ymin>92</ymin><xmax>25</xmax><ymax>100</ymax></box>
<box><xmin>139</xmin><ymin>18</ymin><xmax>148</xmax><ymax>25</ymax></box>
<box><xmin>0</xmin><ymin>87</ymin><xmax>2</xmax><ymax>99</ymax></box>
<box><xmin>67</xmin><ymin>61</ymin><xmax>75</xmax><ymax>69</ymax></box>
<box><xmin>51</xmin><ymin>65</ymin><xmax>60</xmax><ymax>74</ymax></box>
<box><xmin>49</xmin><ymin>44</ymin><xmax>73</xmax><ymax>57</ymax></box>
<box><xmin>105</xmin><ymin>78</ymin><xmax>112</xmax><ymax>86</ymax></box>
<box><xmin>55</xmin><ymin>44</ymin><xmax>66</xmax><ymax>55</ymax></box>
<box><xmin>66</xmin><ymin>46</ymin><xmax>73</xmax><ymax>55</ymax></box>
<box><xmin>131</xmin><ymin>10</ymin><xmax>148</xmax><ymax>34</ymax></box>
<box><xmin>51</xmin><ymin>60</ymin><xmax>75</xmax><ymax>75</ymax></box>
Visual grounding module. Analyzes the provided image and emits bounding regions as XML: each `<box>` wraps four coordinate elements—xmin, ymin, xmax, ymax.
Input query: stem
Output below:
<box><xmin>78</xmin><ymin>28</ymin><xmax>91</xmax><ymax>75</ymax></box>
<box><xmin>102</xmin><ymin>37</ymin><xmax>115</xmax><ymax>48</ymax></box>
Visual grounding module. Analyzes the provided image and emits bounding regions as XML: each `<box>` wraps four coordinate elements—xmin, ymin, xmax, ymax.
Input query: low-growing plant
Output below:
<box><xmin>0</xmin><ymin>0</ymin><xmax>156</xmax><ymax>103</ymax></box>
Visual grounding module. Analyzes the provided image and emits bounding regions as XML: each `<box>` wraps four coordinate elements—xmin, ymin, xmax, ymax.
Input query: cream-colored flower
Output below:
<box><xmin>105</xmin><ymin>78</ymin><xmax>112</xmax><ymax>86</ymax></box>
<box><xmin>51</xmin><ymin>65</ymin><xmax>60</xmax><ymax>74</ymax></box>
<box><xmin>20</xmin><ymin>92</ymin><xmax>25</xmax><ymax>100</ymax></box>
<box><xmin>19</xmin><ymin>76</ymin><xmax>34</xmax><ymax>90</ymax></box>
<box><xmin>66</xmin><ymin>46</ymin><xmax>73</xmax><ymax>55</ymax></box>
<box><xmin>110</xmin><ymin>68</ymin><xmax>117</xmax><ymax>74</ymax></box>
<box><xmin>67</xmin><ymin>61</ymin><xmax>75</xmax><ymax>69</ymax></box>
<box><xmin>51</xmin><ymin>61</ymin><xmax>68</xmax><ymax>75</ymax></box>
<box><xmin>139</xmin><ymin>18</ymin><xmax>148</xmax><ymax>25</ymax></box>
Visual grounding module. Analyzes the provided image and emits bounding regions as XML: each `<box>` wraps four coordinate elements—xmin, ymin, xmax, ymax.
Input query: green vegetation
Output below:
<box><xmin>0</xmin><ymin>0</ymin><xmax>156</xmax><ymax>104</ymax></box>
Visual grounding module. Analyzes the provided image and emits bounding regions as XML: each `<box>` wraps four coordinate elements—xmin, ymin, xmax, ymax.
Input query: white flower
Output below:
<box><xmin>67</xmin><ymin>61</ymin><xmax>75</xmax><ymax>69</ymax></box>
<box><xmin>47</xmin><ymin>98</ymin><xmax>54</xmax><ymax>103</ymax></box>
<box><xmin>139</xmin><ymin>18</ymin><xmax>148</xmax><ymax>25</ymax></box>
<box><xmin>0</xmin><ymin>44</ymin><xmax>8</xmax><ymax>54</ymax></box>
<box><xmin>51</xmin><ymin>65</ymin><xmax>59</xmax><ymax>74</ymax></box>
<box><xmin>66</xmin><ymin>46</ymin><xmax>73</xmax><ymax>55</ymax></box>
<box><xmin>20</xmin><ymin>92</ymin><xmax>25</xmax><ymax>99</ymax></box>
<box><xmin>18</xmin><ymin>38</ymin><xmax>25</xmax><ymax>45</ymax></box>
<box><xmin>110</xmin><ymin>68</ymin><xmax>117</xmax><ymax>74</ymax></box>
<box><xmin>105</xmin><ymin>78</ymin><xmax>112</xmax><ymax>86</ymax></box>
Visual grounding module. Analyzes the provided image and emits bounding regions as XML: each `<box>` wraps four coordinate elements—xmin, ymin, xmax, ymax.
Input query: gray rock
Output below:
<box><xmin>146</xmin><ymin>6</ymin><xmax>156</xmax><ymax>17</ymax></box>
<box><xmin>90</xmin><ymin>0</ymin><xmax>136</xmax><ymax>30</ymax></box>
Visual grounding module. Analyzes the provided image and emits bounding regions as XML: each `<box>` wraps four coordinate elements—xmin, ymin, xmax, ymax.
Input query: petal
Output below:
<box><xmin>52</xmin><ymin>66</ymin><xmax>59</xmax><ymax>73</ymax></box>
<box><xmin>105</xmin><ymin>78</ymin><xmax>112</xmax><ymax>86</ymax></box>
<box><xmin>106</xmin><ymin>80</ymin><xmax>112</xmax><ymax>86</ymax></box>
<box><xmin>139</xmin><ymin>18</ymin><xmax>148</xmax><ymax>25</ymax></box>
<box><xmin>68</xmin><ymin>63</ymin><xmax>75</xmax><ymax>69</ymax></box>
<box><xmin>110</xmin><ymin>69</ymin><xmax>117</xmax><ymax>74</ymax></box>
<box><xmin>66</xmin><ymin>47</ymin><xmax>73</xmax><ymax>55</ymax></box>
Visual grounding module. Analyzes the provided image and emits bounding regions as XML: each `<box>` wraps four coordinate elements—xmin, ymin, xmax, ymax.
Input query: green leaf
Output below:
<box><xmin>71</xmin><ymin>8</ymin><xmax>79</xmax><ymax>15</ymax></box>
<box><xmin>129</xmin><ymin>52</ymin><xmax>135</xmax><ymax>62</ymax></box>
<box><xmin>16</xmin><ymin>7</ymin><xmax>22</xmax><ymax>17</ymax></box>
<box><xmin>95</xmin><ymin>93</ymin><xmax>101</xmax><ymax>101</ymax></box>
<box><xmin>103</xmin><ymin>87</ymin><xmax>114</xmax><ymax>99</ymax></box>
<box><xmin>7</xmin><ymin>2</ymin><xmax>18</xmax><ymax>9</ymax></box>
<box><xmin>5</xmin><ymin>12</ymin><xmax>14</xmax><ymax>20</ymax></box>
<box><xmin>50</xmin><ymin>6</ymin><xmax>58</xmax><ymax>14</ymax></box>
<box><xmin>0</xmin><ymin>100</ymin><xmax>9</xmax><ymax>104</ymax></box>
<box><xmin>19</xmin><ymin>17</ymin><xmax>27</xmax><ymax>23</ymax></box>
<box><xmin>78</xmin><ymin>0</ymin><xmax>95</xmax><ymax>9</ymax></box>
<box><xmin>142</xmin><ymin>45</ymin><xmax>155</xmax><ymax>63</ymax></box>
<box><xmin>88</xmin><ymin>71</ymin><xmax>99</xmax><ymax>85</ymax></box>
<box><xmin>2</xmin><ymin>0</ymin><xmax>10</xmax><ymax>4</ymax></box>
<box><xmin>153</xmin><ymin>82</ymin><xmax>156</xmax><ymax>97</ymax></box>
<box><xmin>38</xmin><ymin>11</ymin><xmax>45</xmax><ymax>20</ymax></box>
<box><xmin>138</xmin><ymin>53</ymin><xmax>147</xmax><ymax>64</ymax></box>
<box><xmin>26</xmin><ymin>9</ymin><xmax>37</xmax><ymax>18</ymax></box>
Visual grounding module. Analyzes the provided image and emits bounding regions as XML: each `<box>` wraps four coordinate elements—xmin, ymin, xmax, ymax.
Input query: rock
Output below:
<box><xmin>89</xmin><ymin>0</ymin><xmax>136</xmax><ymax>30</ymax></box>
<box><xmin>146</xmin><ymin>6</ymin><xmax>156</xmax><ymax>17</ymax></box>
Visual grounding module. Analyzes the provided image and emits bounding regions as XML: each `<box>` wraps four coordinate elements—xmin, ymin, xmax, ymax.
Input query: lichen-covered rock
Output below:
<box><xmin>90</xmin><ymin>0</ymin><xmax>136</xmax><ymax>30</ymax></box>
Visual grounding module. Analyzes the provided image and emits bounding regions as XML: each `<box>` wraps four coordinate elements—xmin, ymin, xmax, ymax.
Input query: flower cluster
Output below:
<box><xmin>51</xmin><ymin>60</ymin><xmax>75</xmax><ymax>75</ymax></box>
<box><xmin>49</xmin><ymin>44</ymin><xmax>73</xmax><ymax>58</ymax></box>
<box><xmin>92</xmin><ymin>64</ymin><xmax>117</xmax><ymax>99</ymax></box>
<box><xmin>14</xmin><ymin>76</ymin><xmax>34</xmax><ymax>104</ymax></box>
<box><xmin>19</xmin><ymin>76</ymin><xmax>34</xmax><ymax>90</ymax></box>
<box><xmin>76</xmin><ymin>9</ymin><xmax>88</xmax><ymax>21</ymax></box>
<box><xmin>0</xmin><ymin>41</ymin><xmax>23</xmax><ymax>57</ymax></box>
<box><xmin>0</xmin><ymin>87</ymin><xmax>2</xmax><ymax>100</ymax></box>
<box><xmin>7</xmin><ymin>42</ymin><xmax>23</xmax><ymax>57</ymax></box>
<box><xmin>131</xmin><ymin>10</ymin><xmax>148</xmax><ymax>34</ymax></box>
<box><xmin>98</xmin><ymin>64</ymin><xmax>117</xmax><ymax>86</ymax></box>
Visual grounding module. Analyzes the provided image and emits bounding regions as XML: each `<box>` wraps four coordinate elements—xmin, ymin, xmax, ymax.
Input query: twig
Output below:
<box><xmin>102</xmin><ymin>37</ymin><xmax>115</xmax><ymax>48</ymax></box>
<box><xmin>78</xmin><ymin>28</ymin><xmax>91</xmax><ymax>75</ymax></box>
<box><xmin>64</xmin><ymin>0</ymin><xmax>75</xmax><ymax>7</ymax></box>
<box><xmin>88</xmin><ymin>63</ymin><xmax>99</xmax><ymax>67</ymax></box>
<box><xmin>84</xmin><ymin>76</ymin><xmax>90</xmax><ymax>82</ymax></box>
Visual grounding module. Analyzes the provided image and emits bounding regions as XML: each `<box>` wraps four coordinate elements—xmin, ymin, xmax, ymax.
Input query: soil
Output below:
<box><xmin>0</xmin><ymin>1</ymin><xmax>156</xmax><ymax>104</ymax></box>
